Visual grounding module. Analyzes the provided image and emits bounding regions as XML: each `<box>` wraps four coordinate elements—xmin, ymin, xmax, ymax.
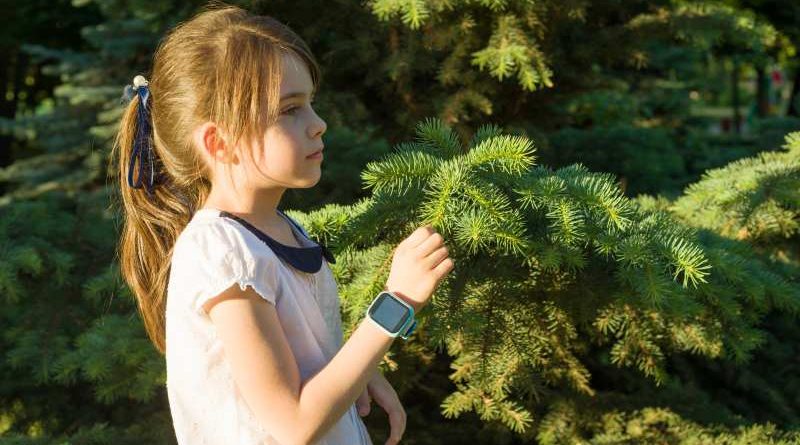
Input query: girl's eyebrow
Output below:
<box><xmin>280</xmin><ymin>90</ymin><xmax>314</xmax><ymax>101</ymax></box>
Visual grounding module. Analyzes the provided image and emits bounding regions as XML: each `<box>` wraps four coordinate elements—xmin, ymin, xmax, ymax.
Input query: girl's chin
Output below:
<box><xmin>296</xmin><ymin>171</ymin><xmax>322</xmax><ymax>188</ymax></box>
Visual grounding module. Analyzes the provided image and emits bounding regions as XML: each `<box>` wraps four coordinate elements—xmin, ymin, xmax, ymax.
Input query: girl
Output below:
<box><xmin>111</xmin><ymin>3</ymin><xmax>454</xmax><ymax>445</ymax></box>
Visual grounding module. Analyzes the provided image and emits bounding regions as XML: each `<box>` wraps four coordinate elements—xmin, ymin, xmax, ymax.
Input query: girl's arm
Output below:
<box><xmin>206</xmin><ymin>225</ymin><xmax>451</xmax><ymax>445</ymax></box>
<box><xmin>205</xmin><ymin>283</ymin><xmax>398</xmax><ymax>445</ymax></box>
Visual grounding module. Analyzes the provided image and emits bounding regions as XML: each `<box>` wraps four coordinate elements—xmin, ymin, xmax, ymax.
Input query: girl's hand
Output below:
<box><xmin>356</xmin><ymin>371</ymin><xmax>406</xmax><ymax>445</ymax></box>
<box><xmin>386</xmin><ymin>224</ymin><xmax>454</xmax><ymax>313</ymax></box>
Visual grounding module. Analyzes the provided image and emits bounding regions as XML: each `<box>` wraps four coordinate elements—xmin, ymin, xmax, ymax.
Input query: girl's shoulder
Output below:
<box><xmin>168</xmin><ymin>210</ymin><xmax>283</xmax><ymax>313</ymax></box>
<box><xmin>173</xmin><ymin>209</ymin><xmax>278</xmax><ymax>264</ymax></box>
<box><xmin>175</xmin><ymin>210</ymin><xmax>238</xmax><ymax>250</ymax></box>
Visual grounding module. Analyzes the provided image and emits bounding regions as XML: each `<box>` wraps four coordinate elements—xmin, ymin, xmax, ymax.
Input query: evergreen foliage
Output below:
<box><xmin>0</xmin><ymin>192</ymin><xmax>174</xmax><ymax>444</ymax></box>
<box><xmin>292</xmin><ymin>122</ymin><xmax>800</xmax><ymax>439</ymax></box>
<box><xmin>670</xmin><ymin>132</ymin><xmax>799</xmax><ymax>262</ymax></box>
<box><xmin>2</xmin><ymin>0</ymin><xmax>799</xmax><ymax>443</ymax></box>
<box><xmin>367</xmin><ymin>0</ymin><xmax>555</xmax><ymax>92</ymax></box>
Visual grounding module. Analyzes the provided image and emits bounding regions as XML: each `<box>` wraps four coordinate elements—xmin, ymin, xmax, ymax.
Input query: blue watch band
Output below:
<box><xmin>400</xmin><ymin>318</ymin><xmax>417</xmax><ymax>340</ymax></box>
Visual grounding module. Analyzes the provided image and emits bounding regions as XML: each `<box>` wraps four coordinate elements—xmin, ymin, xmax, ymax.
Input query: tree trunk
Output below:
<box><xmin>0</xmin><ymin>47</ymin><xmax>19</xmax><ymax>169</ymax></box>
<box><xmin>756</xmin><ymin>65</ymin><xmax>769</xmax><ymax>117</ymax></box>
<box><xmin>732</xmin><ymin>60</ymin><xmax>741</xmax><ymax>134</ymax></box>
<box><xmin>788</xmin><ymin>68</ymin><xmax>800</xmax><ymax>117</ymax></box>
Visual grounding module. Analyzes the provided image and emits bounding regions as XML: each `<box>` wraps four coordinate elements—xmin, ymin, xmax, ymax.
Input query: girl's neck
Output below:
<box><xmin>202</xmin><ymin>187</ymin><xmax>287</xmax><ymax>227</ymax></box>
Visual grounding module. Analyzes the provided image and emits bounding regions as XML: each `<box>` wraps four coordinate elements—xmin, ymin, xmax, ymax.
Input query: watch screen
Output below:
<box><xmin>369</xmin><ymin>292</ymin><xmax>410</xmax><ymax>333</ymax></box>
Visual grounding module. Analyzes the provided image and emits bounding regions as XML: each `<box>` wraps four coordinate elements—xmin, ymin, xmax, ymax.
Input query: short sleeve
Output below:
<box><xmin>172</xmin><ymin>220</ymin><xmax>279</xmax><ymax>315</ymax></box>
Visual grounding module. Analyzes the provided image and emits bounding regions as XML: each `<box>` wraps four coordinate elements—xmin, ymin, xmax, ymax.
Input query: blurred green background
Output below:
<box><xmin>1</xmin><ymin>0</ymin><xmax>799</xmax><ymax>444</ymax></box>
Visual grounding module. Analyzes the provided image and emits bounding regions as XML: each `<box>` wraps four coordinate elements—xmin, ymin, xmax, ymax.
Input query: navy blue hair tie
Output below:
<box><xmin>122</xmin><ymin>75</ymin><xmax>161</xmax><ymax>197</ymax></box>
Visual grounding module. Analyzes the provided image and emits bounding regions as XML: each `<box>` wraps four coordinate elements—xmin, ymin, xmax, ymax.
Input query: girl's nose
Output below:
<box><xmin>309</xmin><ymin>109</ymin><xmax>327</xmax><ymax>139</ymax></box>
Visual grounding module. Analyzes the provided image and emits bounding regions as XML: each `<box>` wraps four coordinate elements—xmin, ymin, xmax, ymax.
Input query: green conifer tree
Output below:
<box><xmin>2</xmin><ymin>1</ymin><xmax>799</xmax><ymax>443</ymax></box>
<box><xmin>289</xmin><ymin>121</ymin><xmax>800</xmax><ymax>441</ymax></box>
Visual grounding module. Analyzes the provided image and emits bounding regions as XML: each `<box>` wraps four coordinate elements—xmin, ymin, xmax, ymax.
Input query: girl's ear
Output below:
<box><xmin>195</xmin><ymin>122</ymin><xmax>235</xmax><ymax>164</ymax></box>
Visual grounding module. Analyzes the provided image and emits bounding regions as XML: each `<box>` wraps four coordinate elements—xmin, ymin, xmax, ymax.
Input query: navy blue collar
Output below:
<box><xmin>218</xmin><ymin>210</ymin><xmax>335</xmax><ymax>274</ymax></box>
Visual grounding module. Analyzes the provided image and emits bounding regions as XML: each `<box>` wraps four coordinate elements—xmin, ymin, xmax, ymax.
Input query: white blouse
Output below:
<box><xmin>165</xmin><ymin>208</ymin><xmax>373</xmax><ymax>445</ymax></box>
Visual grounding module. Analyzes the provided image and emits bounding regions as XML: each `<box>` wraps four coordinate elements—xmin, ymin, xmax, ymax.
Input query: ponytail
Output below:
<box><xmin>111</xmin><ymin>74</ymin><xmax>210</xmax><ymax>356</ymax></box>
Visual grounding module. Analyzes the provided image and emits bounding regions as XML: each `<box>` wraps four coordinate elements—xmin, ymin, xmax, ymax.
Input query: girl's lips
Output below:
<box><xmin>306</xmin><ymin>150</ymin><xmax>323</xmax><ymax>159</ymax></box>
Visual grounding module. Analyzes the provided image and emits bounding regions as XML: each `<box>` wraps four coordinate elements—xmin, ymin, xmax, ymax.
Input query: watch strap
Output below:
<box><xmin>399</xmin><ymin>318</ymin><xmax>417</xmax><ymax>340</ymax></box>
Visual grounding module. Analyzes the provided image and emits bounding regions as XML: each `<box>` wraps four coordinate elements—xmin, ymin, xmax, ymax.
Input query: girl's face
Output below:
<box><xmin>242</xmin><ymin>51</ymin><xmax>327</xmax><ymax>190</ymax></box>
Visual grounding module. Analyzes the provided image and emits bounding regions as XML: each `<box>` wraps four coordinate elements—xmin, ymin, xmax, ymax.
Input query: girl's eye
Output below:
<box><xmin>281</xmin><ymin>99</ymin><xmax>314</xmax><ymax>116</ymax></box>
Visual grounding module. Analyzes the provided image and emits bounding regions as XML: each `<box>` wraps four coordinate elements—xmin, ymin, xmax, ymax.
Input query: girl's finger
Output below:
<box><xmin>356</xmin><ymin>389</ymin><xmax>371</xmax><ymax>416</ymax></box>
<box><xmin>384</xmin><ymin>407</ymin><xmax>405</xmax><ymax>445</ymax></box>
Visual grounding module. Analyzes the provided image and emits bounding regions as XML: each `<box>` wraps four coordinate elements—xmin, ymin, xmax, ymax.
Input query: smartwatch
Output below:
<box><xmin>365</xmin><ymin>291</ymin><xmax>417</xmax><ymax>340</ymax></box>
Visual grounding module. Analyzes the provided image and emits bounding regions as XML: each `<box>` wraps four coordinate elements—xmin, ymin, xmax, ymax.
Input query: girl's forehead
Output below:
<box><xmin>279</xmin><ymin>52</ymin><xmax>313</xmax><ymax>95</ymax></box>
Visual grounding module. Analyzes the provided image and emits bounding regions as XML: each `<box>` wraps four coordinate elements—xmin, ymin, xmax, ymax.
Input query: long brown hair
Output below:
<box><xmin>110</xmin><ymin>1</ymin><xmax>321</xmax><ymax>355</ymax></box>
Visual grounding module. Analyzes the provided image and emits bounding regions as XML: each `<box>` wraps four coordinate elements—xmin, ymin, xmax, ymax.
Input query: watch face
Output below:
<box><xmin>369</xmin><ymin>292</ymin><xmax>411</xmax><ymax>333</ymax></box>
